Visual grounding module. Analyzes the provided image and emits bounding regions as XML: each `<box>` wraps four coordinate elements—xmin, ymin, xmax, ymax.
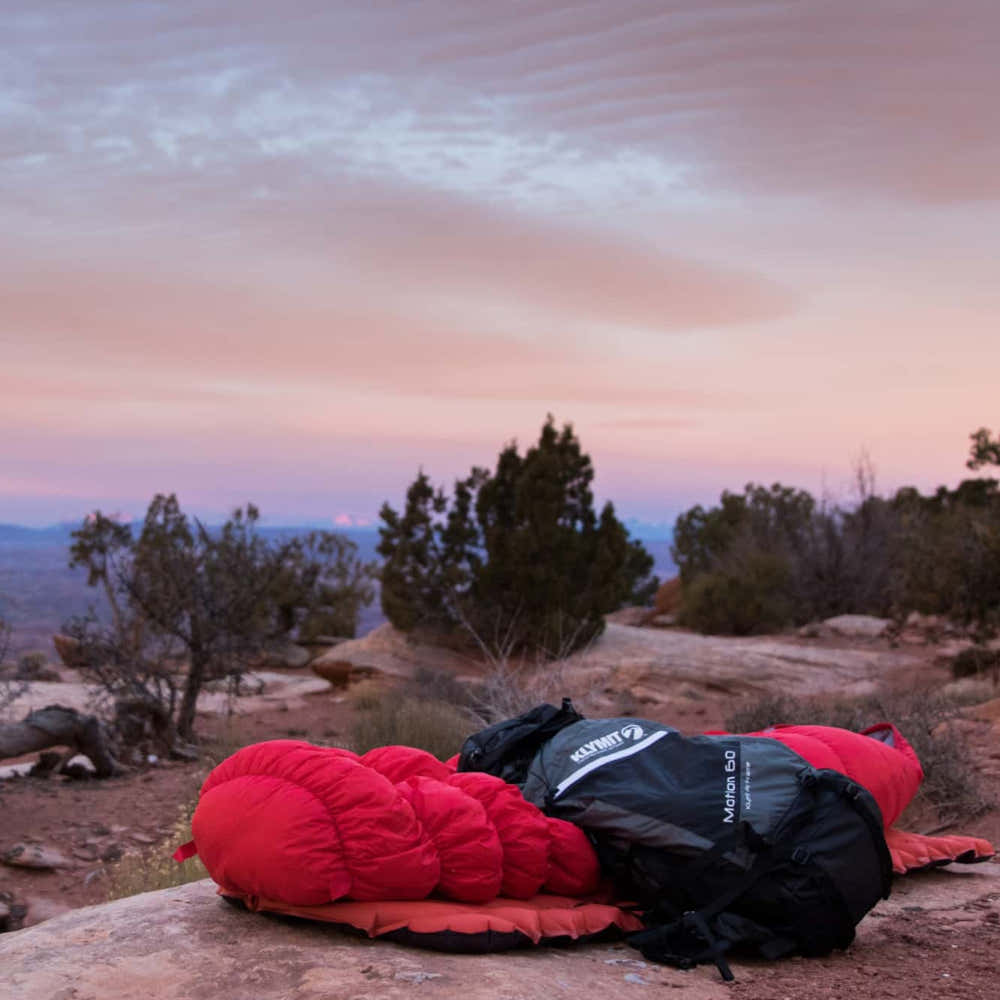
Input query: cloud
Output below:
<box><xmin>5</xmin><ymin>1</ymin><xmax>998</xmax><ymax>205</ymax></box>
<box><xmin>0</xmin><ymin>168</ymin><xmax>794</xmax><ymax>414</ymax></box>
<box><xmin>2</xmin><ymin>1</ymin><xmax>997</xmax><ymax>525</ymax></box>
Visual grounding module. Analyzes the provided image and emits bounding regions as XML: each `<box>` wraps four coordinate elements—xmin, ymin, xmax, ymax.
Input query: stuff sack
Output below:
<box><xmin>457</xmin><ymin>697</ymin><xmax>584</xmax><ymax>785</ymax></box>
<box><xmin>518</xmin><ymin>717</ymin><xmax>894</xmax><ymax>980</ymax></box>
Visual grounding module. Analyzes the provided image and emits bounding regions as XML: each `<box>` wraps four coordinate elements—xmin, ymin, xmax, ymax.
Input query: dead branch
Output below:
<box><xmin>0</xmin><ymin>704</ymin><xmax>123</xmax><ymax>777</ymax></box>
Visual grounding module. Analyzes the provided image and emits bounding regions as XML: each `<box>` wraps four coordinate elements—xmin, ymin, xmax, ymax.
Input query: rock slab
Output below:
<box><xmin>2</xmin><ymin>867</ymin><xmax>999</xmax><ymax>1000</ymax></box>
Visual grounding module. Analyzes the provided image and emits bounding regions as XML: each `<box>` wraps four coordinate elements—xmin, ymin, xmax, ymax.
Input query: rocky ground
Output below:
<box><xmin>2</xmin><ymin>617</ymin><xmax>1000</xmax><ymax>997</ymax></box>
<box><xmin>2</xmin><ymin>864</ymin><xmax>999</xmax><ymax>1000</ymax></box>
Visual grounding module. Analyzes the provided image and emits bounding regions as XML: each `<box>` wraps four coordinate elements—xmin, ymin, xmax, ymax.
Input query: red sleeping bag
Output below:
<box><xmin>186</xmin><ymin>739</ymin><xmax>600</xmax><ymax>908</ymax></box>
<box><xmin>179</xmin><ymin>721</ymin><xmax>993</xmax><ymax>951</ymax></box>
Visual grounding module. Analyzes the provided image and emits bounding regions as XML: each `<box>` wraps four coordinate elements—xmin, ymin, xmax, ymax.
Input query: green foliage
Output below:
<box><xmin>672</xmin><ymin>482</ymin><xmax>836</xmax><ymax>634</ymax></box>
<box><xmin>67</xmin><ymin>494</ymin><xmax>374</xmax><ymax>743</ymax></box>
<box><xmin>890</xmin><ymin>479</ymin><xmax>1000</xmax><ymax>640</ymax></box>
<box><xmin>378</xmin><ymin>417</ymin><xmax>657</xmax><ymax>657</ymax></box>
<box><xmin>672</xmin><ymin>432</ymin><xmax>1000</xmax><ymax>637</ymax></box>
<box><xmin>967</xmin><ymin>426</ymin><xmax>1000</xmax><ymax>470</ymax></box>
<box><xmin>681</xmin><ymin>549</ymin><xmax>794</xmax><ymax>635</ymax></box>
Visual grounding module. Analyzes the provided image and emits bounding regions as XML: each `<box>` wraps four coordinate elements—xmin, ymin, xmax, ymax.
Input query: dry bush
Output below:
<box><xmin>0</xmin><ymin>618</ymin><xmax>27</xmax><ymax>722</ymax></box>
<box><xmin>410</xmin><ymin>665</ymin><xmax>476</xmax><ymax>709</ymax></box>
<box><xmin>348</xmin><ymin>680</ymin><xmax>474</xmax><ymax>760</ymax></box>
<box><xmin>725</xmin><ymin>689</ymin><xmax>992</xmax><ymax>824</ymax></box>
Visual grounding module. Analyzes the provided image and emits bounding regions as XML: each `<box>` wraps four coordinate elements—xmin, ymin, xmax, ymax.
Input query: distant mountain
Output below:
<box><xmin>0</xmin><ymin>522</ymin><xmax>77</xmax><ymax>547</ymax></box>
<box><xmin>0</xmin><ymin>521</ymin><xmax>671</xmax><ymax>659</ymax></box>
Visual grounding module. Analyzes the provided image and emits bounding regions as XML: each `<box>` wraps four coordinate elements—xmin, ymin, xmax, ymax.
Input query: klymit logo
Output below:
<box><xmin>570</xmin><ymin>724</ymin><xmax>645</xmax><ymax>763</ymax></box>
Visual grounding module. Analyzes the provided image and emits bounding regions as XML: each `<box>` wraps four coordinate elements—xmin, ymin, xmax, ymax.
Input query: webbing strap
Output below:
<box><xmin>172</xmin><ymin>840</ymin><xmax>198</xmax><ymax>862</ymax></box>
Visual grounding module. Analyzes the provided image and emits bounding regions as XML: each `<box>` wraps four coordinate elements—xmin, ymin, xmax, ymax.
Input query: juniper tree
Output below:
<box><xmin>378</xmin><ymin>417</ymin><xmax>656</xmax><ymax>657</ymax></box>
<box><xmin>68</xmin><ymin>494</ymin><xmax>374</xmax><ymax>743</ymax></box>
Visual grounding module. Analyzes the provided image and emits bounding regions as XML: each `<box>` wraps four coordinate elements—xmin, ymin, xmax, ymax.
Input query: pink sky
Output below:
<box><xmin>2</xmin><ymin>1</ymin><xmax>998</xmax><ymax>526</ymax></box>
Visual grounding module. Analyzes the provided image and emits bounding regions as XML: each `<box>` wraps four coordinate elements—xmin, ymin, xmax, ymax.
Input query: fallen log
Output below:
<box><xmin>0</xmin><ymin>704</ymin><xmax>123</xmax><ymax>778</ymax></box>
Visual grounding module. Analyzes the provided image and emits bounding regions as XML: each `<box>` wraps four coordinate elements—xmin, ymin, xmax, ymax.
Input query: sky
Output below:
<box><xmin>2</xmin><ymin>1</ymin><xmax>998</xmax><ymax>528</ymax></box>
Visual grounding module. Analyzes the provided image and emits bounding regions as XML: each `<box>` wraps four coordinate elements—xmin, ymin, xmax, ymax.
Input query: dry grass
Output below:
<box><xmin>106</xmin><ymin>799</ymin><xmax>208</xmax><ymax>900</ymax></box>
<box><xmin>348</xmin><ymin>689</ymin><xmax>473</xmax><ymax>761</ymax></box>
<box><xmin>104</xmin><ymin>723</ymin><xmax>252</xmax><ymax>901</ymax></box>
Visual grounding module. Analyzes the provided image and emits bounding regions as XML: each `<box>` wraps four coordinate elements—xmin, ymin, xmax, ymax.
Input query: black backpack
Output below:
<box><xmin>457</xmin><ymin>697</ymin><xmax>584</xmax><ymax>785</ymax></box>
<box><xmin>460</xmin><ymin>706</ymin><xmax>893</xmax><ymax>981</ymax></box>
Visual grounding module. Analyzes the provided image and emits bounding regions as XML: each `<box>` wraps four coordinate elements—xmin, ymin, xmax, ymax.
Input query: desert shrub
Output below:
<box><xmin>378</xmin><ymin>416</ymin><xmax>657</xmax><ymax>658</ymax></box>
<box><xmin>410</xmin><ymin>665</ymin><xmax>476</xmax><ymax>709</ymax></box>
<box><xmin>348</xmin><ymin>684</ymin><xmax>473</xmax><ymax>760</ymax></box>
<box><xmin>892</xmin><ymin>483</ymin><xmax>1000</xmax><ymax>640</ymax></box>
<box><xmin>15</xmin><ymin>651</ymin><xmax>50</xmax><ymax>679</ymax></box>
<box><xmin>725</xmin><ymin>690</ymin><xmax>991</xmax><ymax>823</ymax></box>
<box><xmin>681</xmin><ymin>547</ymin><xmax>795</xmax><ymax>635</ymax></box>
<box><xmin>66</xmin><ymin>495</ymin><xmax>374</xmax><ymax>744</ymax></box>
<box><xmin>673</xmin><ymin>482</ymin><xmax>856</xmax><ymax>634</ymax></box>
<box><xmin>672</xmin><ymin>435</ymin><xmax>1000</xmax><ymax>636</ymax></box>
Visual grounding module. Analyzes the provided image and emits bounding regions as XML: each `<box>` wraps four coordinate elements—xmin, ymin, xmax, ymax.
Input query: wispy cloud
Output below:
<box><xmin>2</xmin><ymin>1</ymin><xmax>997</xmax><ymax>524</ymax></box>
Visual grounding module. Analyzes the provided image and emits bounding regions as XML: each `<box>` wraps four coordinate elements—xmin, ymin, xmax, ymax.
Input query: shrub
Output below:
<box><xmin>680</xmin><ymin>547</ymin><xmax>794</xmax><ymax>635</ymax></box>
<box><xmin>671</xmin><ymin>440</ymin><xmax>1000</xmax><ymax>637</ymax></box>
<box><xmin>348</xmin><ymin>684</ymin><xmax>473</xmax><ymax>760</ymax></box>
<box><xmin>15</xmin><ymin>651</ymin><xmax>49</xmax><ymax>679</ymax></box>
<box><xmin>67</xmin><ymin>495</ymin><xmax>375</xmax><ymax>744</ymax></box>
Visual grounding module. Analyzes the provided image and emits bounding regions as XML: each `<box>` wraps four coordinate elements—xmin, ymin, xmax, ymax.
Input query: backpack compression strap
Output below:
<box><xmin>173</xmin><ymin>840</ymin><xmax>198</xmax><ymax>862</ymax></box>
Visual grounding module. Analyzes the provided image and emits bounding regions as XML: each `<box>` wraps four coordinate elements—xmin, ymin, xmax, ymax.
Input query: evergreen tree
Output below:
<box><xmin>68</xmin><ymin>494</ymin><xmax>374</xmax><ymax>742</ymax></box>
<box><xmin>378</xmin><ymin>417</ymin><xmax>657</xmax><ymax>656</ymax></box>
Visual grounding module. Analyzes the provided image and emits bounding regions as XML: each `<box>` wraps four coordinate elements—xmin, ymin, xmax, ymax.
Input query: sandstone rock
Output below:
<box><xmin>1</xmin><ymin>844</ymin><xmax>72</xmax><ymax>871</ymax></box>
<box><xmin>255</xmin><ymin>640</ymin><xmax>311</xmax><ymax>671</ymax></box>
<box><xmin>604</xmin><ymin>606</ymin><xmax>648</xmax><ymax>626</ymax></box>
<box><xmin>51</xmin><ymin>634</ymin><xmax>87</xmax><ymax>668</ymax></box>
<box><xmin>0</xmin><ymin>879</ymin><xmax>734</xmax><ymax>1000</ymax></box>
<box><xmin>647</xmin><ymin>613</ymin><xmax>678</xmax><ymax>628</ymax></box>
<box><xmin>797</xmin><ymin>622</ymin><xmax>826</xmax><ymax>639</ymax></box>
<box><xmin>310</xmin><ymin>658</ymin><xmax>354</xmax><ymax>686</ymax></box>
<box><xmin>20</xmin><ymin>895</ymin><xmax>72</xmax><ymax>928</ymax></box>
<box><xmin>302</xmin><ymin>635</ymin><xmax>349</xmax><ymax>648</ymax></box>
<box><xmin>822</xmin><ymin>615</ymin><xmax>892</xmax><ymax>639</ymax></box>
<box><xmin>558</xmin><ymin>623</ymin><xmax>912</xmax><ymax>720</ymax></box>
<box><xmin>310</xmin><ymin>623</ymin><xmax>474</xmax><ymax>683</ymax></box>
<box><xmin>2</xmin><ymin>868</ymin><xmax>999</xmax><ymax>999</ymax></box>
<box><xmin>310</xmin><ymin>622</ymin><xmax>927</xmax><ymax>728</ymax></box>
<box><xmin>641</xmin><ymin>576</ymin><xmax>682</xmax><ymax>625</ymax></box>
<box><xmin>935</xmin><ymin>639</ymin><xmax>975</xmax><ymax>665</ymax></box>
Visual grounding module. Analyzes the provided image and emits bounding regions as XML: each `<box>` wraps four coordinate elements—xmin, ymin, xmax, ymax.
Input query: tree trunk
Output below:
<box><xmin>176</xmin><ymin>654</ymin><xmax>206</xmax><ymax>743</ymax></box>
<box><xmin>0</xmin><ymin>705</ymin><xmax>122</xmax><ymax>777</ymax></box>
